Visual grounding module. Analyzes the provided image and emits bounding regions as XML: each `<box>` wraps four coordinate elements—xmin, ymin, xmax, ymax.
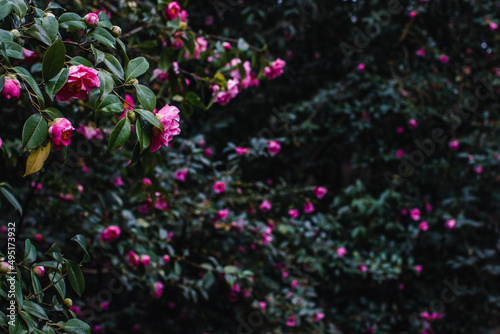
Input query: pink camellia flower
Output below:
<box><xmin>155</xmin><ymin>196</ymin><xmax>168</xmax><ymax>211</ymax></box>
<box><xmin>396</xmin><ymin>149</ymin><xmax>405</xmax><ymax>158</ymax></box>
<box><xmin>33</xmin><ymin>266</ymin><xmax>45</xmax><ymax>277</ymax></box>
<box><xmin>127</xmin><ymin>251</ymin><xmax>139</xmax><ymax>266</ymax></box>
<box><xmin>163</xmin><ymin>255</ymin><xmax>170</xmax><ymax>263</ymax></box>
<box><xmin>213</xmin><ymin>181</ymin><xmax>225</xmax><ymax>193</ymax></box>
<box><xmin>194</xmin><ymin>37</ymin><xmax>208</xmax><ymax>59</ymax></box>
<box><xmin>415</xmin><ymin>265</ymin><xmax>423</xmax><ymax>273</ymax></box>
<box><xmin>77</xmin><ymin>122</ymin><xmax>103</xmax><ymax>141</ymax></box>
<box><xmin>111</xmin><ymin>176</ymin><xmax>124</xmax><ymax>187</ymax></box>
<box><xmin>235</xmin><ymin>147</ymin><xmax>250</xmax><ymax>155</ymax></box>
<box><xmin>140</xmin><ymin>255</ymin><xmax>151</xmax><ymax>267</ymax></box>
<box><xmin>223</xmin><ymin>42</ymin><xmax>231</xmax><ymax>50</ymax></box>
<box><xmin>56</xmin><ymin>65</ymin><xmax>100</xmax><ymax>101</ymax></box>
<box><xmin>259</xmin><ymin>199</ymin><xmax>272</xmax><ymax>212</ymax></box>
<box><xmin>217</xmin><ymin>209</ymin><xmax>229</xmax><ymax>220</ymax></box>
<box><xmin>410</xmin><ymin>208</ymin><xmax>420</xmax><ymax>221</ymax></box>
<box><xmin>291</xmin><ymin>280</ymin><xmax>299</xmax><ymax>288</ymax></box>
<box><xmin>336</xmin><ymin>247</ymin><xmax>347</xmax><ymax>258</ymax></box>
<box><xmin>264</xmin><ymin>58</ymin><xmax>286</xmax><ymax>79</ymax></box>
<box><xmin>150</xmin><ymin>105</ymin><xmax>181</xmax><ymax>152</ymax></box>
<box><xmin>313</xmin><ymin>186</ymin><xmax>327</xmax><ymax>199</ymax></box>
<box><xmin>83</xmin><ymin>13</ymin><xmax>99</xmax><ymax>27</ymax></box>
<box><xmin>268</xmin><ymin>140</ymin><xmax>281</xmax><ymax>155</ymax></box>
<box><xmin>359</xmin><ymin>264</ymin><xmax>368</xmax><ymax>272</ymax></box>
<box><xmin>100</xmin><ymin>225</ymin><xmax>121</xmax><ymax>242</ymax></box>
<box><xmin>49</xmin><ymin>118</ymin><xmax>75</xmax><ymax>151</ymax></box>
<box><xmin>439</xmin><ymin>55</ymin><xmax>450</xmax><ymax>63</ymax></box>
<box><xmin>314</xmin><ymin>312</ymin><xmax>325</xmax><ymax>322</ymax></box>
<box><xmin>259</xmin><ymin>301</ymin><xmax>267</xmax><ymax>310</ymax></box>
<box><xmin>23</xmin><ymin>48</ymin><xmax>38</xmax><ymax>62</ymax></box>
<box><xmin>474</xmin><ymin>165</ymin><xmax>483</xmax><ymax>174</ymax></box>
<box><xmin>445</xmin><ymin>219</ymin><xmax>456</xmax><ymax>229</ymax></box>
<box><xmin>304</xmin><ymin>202</ymin><xmax>315</xmax><ymax>213</ymax></box>
<box><xmin>2</xmin><ymin>76</ymin><xmax>21</xmax><ymax>99</ymax></box>
<box><xmin>152</xmin><ymin>68</ymin><xmax>169</xmax><ymax>82</ymax></box>
<box><xmin>409</xmin><ymin>119</ymin><xmax>418</xmax><ymax>128</ymax></box>
<box><xmin>288</xmin><ymin>209</ymin><xmax>299</xmax><ymax>218</ymax></box>
<box><xmin>35</xmin><ymin>234</ymin><xmax>42</xmax><ymax>241</ymax></box>
<box><xmin>357</xmin><ymin>63</ymin><xmax>365</xmax><ymax>71</ymax></box>
<box><xmin>286</xmin><ymin>316</ymin><xmax>296</xmax><ymax>327</ymax></box>
<box><xmin>419</xmin><ymin>221</ymin><xmax>428</xmax><ymax>231</ymax></box>
<box><xmin>489</xmin><ymin>22</ymin><xmax>498</xmax><ymax>30</ymax></box>
<box><xmin>152</xmin><ymin>281</ymin><xmax>164</xmax><ymax>299</ymax></box>
<box><xmin>205</xmin><ymin>147</ymin><xmax>213</xmax><ymax>157</ymax></box>
<box><xmin>174</xmin><ymin>168</ymin><xmax>188</xmax><ymax>182</ymax></box>
<box><xmin>397</xmin><ymin>127</ymin><xmax>404</xmax><ymax>134</ymax></box>
<box><xmin>416</xmin><ymin>48</ymin><xmax>426</xmax><ymax>57</ymax></box>
<box><xmin>143</xmin><ymin>178</ymin><xmax>152</xmax><ymax>185</ymax></box>
<box><xmin>409</xmin><ymin>10</ymin><xmax>417</xmax><ymax>17</ymax></box>
<box><xmin>164</xmin><ymin>1</ymin><xmax>181</xmax><ymax>20</ymax></box>
<box><xmin>100</xmin><ymin>301</ymin><xmax>109</xmax><ymax>310</ymax></box>
<box><xmin>69</xmin><ymin>306</ymin><xmax>81</xmax><ymax>316</ymax></box>
<box><xmin>179</xmin><ymin>10</ymin><xmax>188</xmax><ymax>22</ymax></box>
<box><xmin>449</xmin><ymin>140</ymin><xmax>459</xmax><ymax>150</ymax></box>
<box><xmin>425</xmin><ymin>203</ymin><xmax>432</xmax><ymax>212</ymax></box>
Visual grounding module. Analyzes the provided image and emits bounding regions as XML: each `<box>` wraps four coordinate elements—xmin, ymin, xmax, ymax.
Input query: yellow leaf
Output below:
<box><xmin>23</xmin><ymin>142</ymin><xmax>51</xmax><ymax>177</ymax></box>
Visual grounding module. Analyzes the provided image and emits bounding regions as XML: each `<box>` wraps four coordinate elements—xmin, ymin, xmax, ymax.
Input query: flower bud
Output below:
<box><xmin>0</xmin><ymin>262</ymin><xmax>12</xmax><ymax>274</ymax></box>
<box><xmin>111</xmin><ymin>25</ymin><xmax>122</xmax><ymax>37</ymax></box>
<box><xmin>83</xmin><ymin>13</ymin><xmax>99</xmax><ymax>28</ymax></box>
<box><xmin>10</xmin><ymin>29</ymin><xmax>20</xmax><ymax>38</ymax></box>
<box><xmin>63</xmin><ymin>298</ymin><xmax>73</xmax><ymax>308</ymax></box>
<box><xmin>127</xmin><ymin>110</ymin><xmax>136</xmax><ymax>122</ymax></box>
<box><xmin>33</xmin><ymin>266</ymin><xmax>45</xmax><ymax>278</ymax></box>
<box><xmin>126</xmin><ymin>78</ymin><xmax>139</xmax><ymax>85</ymax></box>
<box><xmin>44</xmin><ymin>13</ymin><xmax>56</xmax><ymax>18</ymax></box>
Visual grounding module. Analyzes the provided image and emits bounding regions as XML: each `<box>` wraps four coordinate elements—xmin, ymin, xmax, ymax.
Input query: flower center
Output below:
<box><xmin>61</xmin><ymin>131</ymin><xmax>70</xmax><ymax>141</ymax></box>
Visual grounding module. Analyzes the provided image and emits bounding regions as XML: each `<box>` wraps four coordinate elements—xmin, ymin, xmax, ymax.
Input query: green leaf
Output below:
<box><xmin>9</xmin><ymin>316</ymin><xmax>28</xmax><ymax>334</ymax></box>
<box><xmin>91</xmin><ymin>44</ymin><xmax>105</xmax><ymax>65</ymax></box>
<box><xmin>237</xmin><ymin>38</ymin><xmax>250</xmax><ymax>51</ymax></box>
<box><xmin>15</xmin><ymin>279</ymin><xmax>23</xmax><ymax>310</ymax></box>
<box><xmin>134</xmin><ymin>84</ymin><xmax>156</xmax><ymax>112</ymax></box>
<box><xmin>125</xmin><ymin>57</ymin><xmax>149</xmax><ymax>80</ymax></box>
<box><xmin>19</xmin><ymin>311</ymin><xmax>36</xmax><ymax>333</ymax></box>
<box><xmin>103</xmin><ymin>53</ymin><xmax>124</xmax><ymax>80</ymax></box>
<box><xmin>98</xmin><ymin>70</ymin><xmax>114</xmax><ymax>97</ymax></box>
<box><xmin>129</xmin><ymin>142</ymin><xmax>143</xmax><ymax>166</ymax></box>
<box><xmin>0</xmin><ymin>3</ymin><xmax>12</xmax><ymax>21</ymax></box>
<box><xmin>41</xmin><ymin>16</ymin><xmax>59</xmax><ymax>43</ymax></box>
<box><xmin>58</xmin><ymin>13</ymin><xmax>86</xmax><ymax>30</ymax></box>
<box><xmin>45</xmin><ymin>68</ymin><xmax>69</xmax><ymax>97</ymax></box>
<box><xmin>68</xmin><ymin>56</ymin><xmax>93</xmax><ymax>67</ymax></box>
<box><xmin>0</xmin><ymin>76</ymin><xmax>4</xmax><ymax>92</ymax></box>
<box><xmin>63</xmin><ymin>319</ymin><xmax>91</xmax><ymax>334</ymax></box>
<box><xmin>96</xmin><ymin>12</ymin><xmax>112</xmax><ymax>29</ymax></box>
<box><xmin>42</xmin><ymin>39</ymin><xmax>66</xmax><ymax>81</ymax></box>
<box><xmin>185</xmin><ymin>91</ymin><xmax>205</xmax><ymax>109</ymax></box>
<box><xmin>30</xmin><ymin>271</ymin><xmax>43</xmax><ymax>303</ymax></box>
<box><xmin>0</xmin><ymin>187</ymin><xmax>22</xmax><ymax>215</ymax></box>
<box><xmin>23</xmin><ymin>301</ymin><xmax>48</xmax><ymax>320</ymax></box>
<box><xmin>0</xmin><ymin>310</ymin><xmax>7</xmax><ymax>326</ymax></box>
<box><xmin>13</xmin><ymin>67</ymin><xmax>45</xmax><ymax>107</ymax></box>
<box><xmin>90</xmin><ymin>27</ymin><xmax>116</xmax><ymax>48</ymax></box>
<box><xmin>45</xmin><ymin>243</ymin><xmax>63</xmax><ymax>263</ymax></box>
<box><xmin>108</xmin><ymin>117</ymin><xmax>131</xmax><ymax>151</ymax></box>
<box><xmin>41</xmin><ymin>107</ymin><xmax>64</xmax><ymax>121</ymax></box>
<box><xmin>3</xmin><ymin>41</ymin><xmax>24</xmax><ymax>59</ymax></box>
<box><xmin>134</xmin><ymin>109</ymin><xmax>163</xmax><ymax>131</ymax></box>
<box><xmin>71</xmin><ymin>235</ymin><xmax>91</xmax><ymax>263</ymax></box>
<box><xmin>11</xmin><ymin>0</ymin><xmax>26</xmax><ymax>19</ymax></box>
<box><xmin>97</xmin><ymin>94</ymin><xmax>123</xmax><ymax>114</ymax></box>
<box><xmin>23</xmin><ymin>239</ymin><xmax>37</xmax><ymax>264</ymax></box>
<box><xmin>26</xmin><ymin>23</ymin><xmax>51</xmax><ymax>45</ymax></box>
<box><xmin>22</xmin><ymin>114</ymin><xmax>48</xmax><ymax>151</ymax></box>
<box><xmin>33</xmin><ymin>261</ymin><xmax>60</xmax><ymax>268</ymax></box>
<box><xmin>65</xmin><ymin>260</ymin><xmax>85</xmax><ymax>296</ymax></box>
<box><xmin>50</xmin><ymin>273</ymin><xmax>66</xmax><ymax>300</ymax></box>
<box><xmin>116</xmin><ymin>38</ymin><xmax>129</xmax><ymax>65</ymax></box>
<box><xmin>136</xmin><ymin>115</ymin><xmax>152</xmax><ymax>153</ymax></box>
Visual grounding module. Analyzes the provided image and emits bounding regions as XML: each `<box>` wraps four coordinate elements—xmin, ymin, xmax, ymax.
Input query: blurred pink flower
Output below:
<box><xmin>445</xmin><ymin>219</ymin><xmax>456</xmax><ymax>229</ymax></box>
<box><xmin>409</xmin><ymin>119</ymin><xmax>418</xmax><ymax>128</ymax></box>
<box><xmin>304</xmin><ymin>202</ymin><xmax>315</xmax><ymax>213</ymax></box>
<box><xmin>259</xmin><ymin>199</ymin><xmax>272</xmax><ymax>212</ymax></box>
<box><xmin>268</xmin><ymin>140</ymin><xmax>281</xmax><ymax>155</ymax></box>
<box><xmin>164</xmin><ymin>1</ymin><xmax>180</xmax><ymax>20</ymax></box>
<box><xmin>111</xmin><ymin>176</ymin><xmax>124</xmax><ymax>187</ymax></box>
<box><xmin>439</xmin><ymin>55</ymin><xmax>450</xmax><ymax>63</ymax></box>
<box><xmin>419</xmin><ymin>221</ymin><xmax>428</xmax><ymax>231</ymax></box>
<box><xmin>213</xmin><ymin>181</ymin><xmax>226</xmax><ymax>193</ymax></box>
<box><xmin>174</xmin><ymin>169</ymin><xmax>188</xmax><ymax>182</ymax></box>
<box><xmin>449</xmin><ymin>140</ymin><xmax>459</xmax><ymax>150</ymax></box>
<box><xmin>264</xmin><ymin>58</ymin><xmax>286</xmax><ymax>79</ymax></box>
<box><xmin>101</xmin><ymin>226</ymin><xmax>121</xmax><ymax>241</ymax></box>
<box><xmin>410</xmin><ymin>208</ymin><xmax>420</xmax><ymax>221</ymax></box>
<box><xmin>396</xmin><ymin>149</ymin><xmax>405</xmax><ymax>158</ymax></box>
<box><xmin>152</xmin><ymin>281</ymin><xmax>164</xmax><ymax>299</ymax></box>
<box><xmin>140</xmin><ymin>255</ymin><xmax>151</xmax><ymax>267</ymax></box>
<box><xmin>288</xmin><ymin>209</ymin><xmax>299</xmax><ymax>218</ymax></box>
<box><xmin>313</xmin><ymin>186</ymin><xmax>327</xmax><ymax>199</ymax></box>
<box><xmin>336</xmin><ymin>247</ymin><xmax>347</xmax><ymax>257</ymax></box>
<box><xmin>286</xmin><ymin>316</ymin><xmax>296</xmax><ymax>327</ymax></box>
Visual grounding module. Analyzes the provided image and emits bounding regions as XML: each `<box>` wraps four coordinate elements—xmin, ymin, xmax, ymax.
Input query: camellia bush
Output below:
<box><xmin>1</xmin><ymin>0</ymin><xmax>500</xmax><ymax>333</ymax></box>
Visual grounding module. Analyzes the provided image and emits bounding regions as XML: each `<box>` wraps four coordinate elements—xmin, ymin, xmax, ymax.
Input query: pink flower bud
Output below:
<box><xmin>140</xmin><ymin>255</ymin><xmax>151</xmax><ymax>267</ymax></box>
<box><xmin>2</xmin><ymin>76</ymin><xmax>21</xmax><ymax>99</ymax></box>
<box><xmin>83</xmin><ymin>13</ymin><xmax>99</xmax><ymax>27</ymax></box>
<box><xmin>33</xmin><ymin>266</ymin><xmax>45</xmax><ymax>277</ymax></box>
